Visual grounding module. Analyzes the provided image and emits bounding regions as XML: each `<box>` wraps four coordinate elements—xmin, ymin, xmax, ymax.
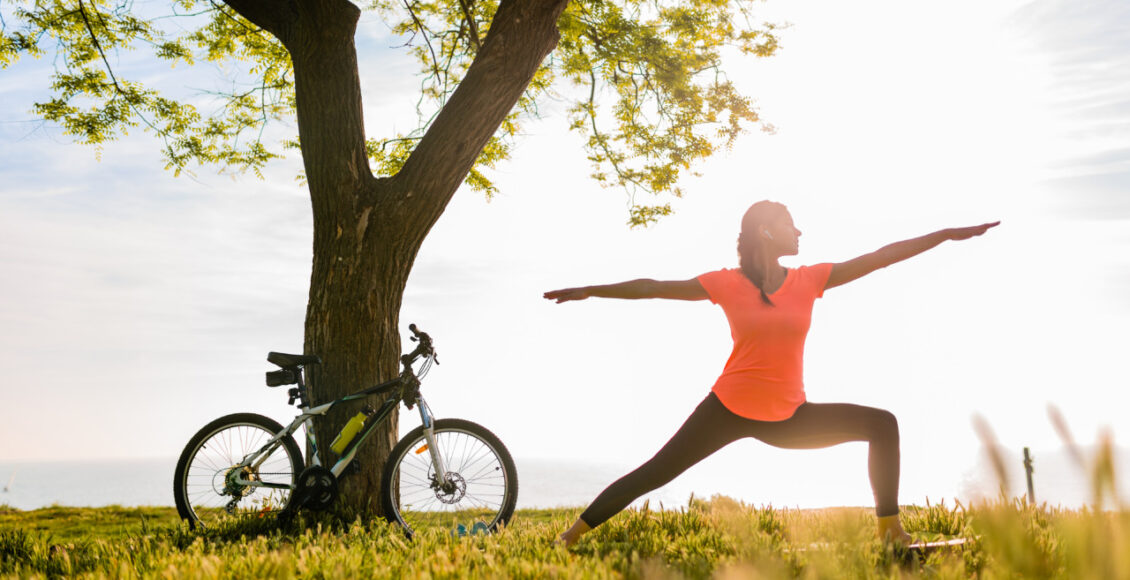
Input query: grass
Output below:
<box><xmin>2</xmin><ymin>497</ymin><xmax>1128</xmax><ymax>578</ymax></box>
<box><xmin>0</xmin><ymin>505</ymin><xmax>181</xmax><ymax>543</ymax></box>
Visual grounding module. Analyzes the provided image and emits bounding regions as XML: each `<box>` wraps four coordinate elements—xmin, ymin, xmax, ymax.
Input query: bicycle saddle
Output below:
<box><xmin>267</xmin><ymin>352</ymin><xmax>322</xmax><ymax>368</ymax></box>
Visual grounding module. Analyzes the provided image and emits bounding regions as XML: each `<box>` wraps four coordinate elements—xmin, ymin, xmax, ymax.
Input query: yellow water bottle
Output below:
<box><xmin>331</xmin><ymin>412</ymin><xmax>367</xmax><ymax>455</ymax></box>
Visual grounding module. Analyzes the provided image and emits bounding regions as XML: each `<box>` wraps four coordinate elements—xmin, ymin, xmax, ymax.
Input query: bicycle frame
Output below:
<box><xmin>230</xmin><ymin>364</ymin><xmax>445</xmax><ymax>491</ymax></box>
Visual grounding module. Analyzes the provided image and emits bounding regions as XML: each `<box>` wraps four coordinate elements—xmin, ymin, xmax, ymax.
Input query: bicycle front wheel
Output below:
<box><xmin>173</xmin><ymin>413</ymin><xmax>303</xmax><ymax>529</ymax></box>
<box><xmin>381</xmin><ymin>418</ymin><xmax>518</xmax><ymax>538</ymax></box>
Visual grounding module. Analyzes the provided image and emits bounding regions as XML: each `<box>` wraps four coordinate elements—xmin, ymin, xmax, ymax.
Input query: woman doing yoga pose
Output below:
<box><xmin>545</xmin><ymin>201</ymin><xmax>999</xmax><ymax>548</ymax></box>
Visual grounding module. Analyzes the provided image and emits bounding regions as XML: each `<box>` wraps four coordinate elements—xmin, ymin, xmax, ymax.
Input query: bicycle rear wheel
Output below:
<box><xmin>173</xmin><ymin>413</ymin><xmax>303</xmax><ymax>529</ymax></box>
<box><xmin>381</xmin><ymin>418</ymin><xmax>518</xmax><ymax>538</ymax></box>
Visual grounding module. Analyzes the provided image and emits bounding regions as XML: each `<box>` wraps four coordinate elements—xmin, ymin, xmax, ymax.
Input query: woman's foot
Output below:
<box><xmin>557</xmin><ymin>518</ymin><xmax>592</xmax><ymax>548</ymax></box>
<box><xmin>877</xmin><ymin>514</ymin><xmax>913</xmax><ymax>547</ymax></box>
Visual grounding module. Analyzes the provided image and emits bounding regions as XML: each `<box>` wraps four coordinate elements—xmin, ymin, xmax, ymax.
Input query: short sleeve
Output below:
<box><xmin>799</xmin><ymin>263</ymin><xmax>834</xmax><ymax>298</ymax></box>
<box><xmin>696</xmin><ymin>269</ymin><xmax>735</xmax><ymax>305</ymax></box>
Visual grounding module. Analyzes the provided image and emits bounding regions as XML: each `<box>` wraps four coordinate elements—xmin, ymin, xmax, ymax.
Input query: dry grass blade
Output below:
<box><xmin>972</xmin><ymin>413</ymin><xmax>1011</xmax><ymax>496</ymax></box>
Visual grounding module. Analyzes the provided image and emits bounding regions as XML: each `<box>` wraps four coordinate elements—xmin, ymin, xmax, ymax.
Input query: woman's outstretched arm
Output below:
<box><xmin>825</xmin><ymin>221</ymin><xmax>1000</xmax><ymax>290</ymax></box>
<box><xmin>544</xmin><ymin>278</ymin><xmax>708</xmax><ymax>303</ymax></box>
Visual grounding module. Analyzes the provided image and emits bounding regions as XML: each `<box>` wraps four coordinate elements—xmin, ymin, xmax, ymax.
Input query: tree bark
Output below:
<box><xmin>226</xmin><ymin>0</ymin><xmax>569</xmax><ymax>516</ymax></box>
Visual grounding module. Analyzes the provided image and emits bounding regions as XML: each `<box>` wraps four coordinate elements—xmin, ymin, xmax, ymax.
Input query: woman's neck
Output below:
<box><xmin>761</xmin><ymin>262</ymin><xmax>788</xmax><ymax>294</ymax></box>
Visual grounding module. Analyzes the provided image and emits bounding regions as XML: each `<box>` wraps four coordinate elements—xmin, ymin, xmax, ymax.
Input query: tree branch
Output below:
<box><xmin>457</xmin><ymin>0</ymin><xmax>481</xmax><ymax>52</ymax></box>
<box><xmin>219</xmin><ymin>0</ymin><xmax>291</xmax><ymax>37</ymax></box>
<box><xmin>393</xmin><ymin>0</ymin><xmax>568</xmax><ymax>234</ymax></box>
<box><xmin>75</xmin><ymin>1</ymin><xmax>124</xmax><ymax>96</ymax></box>
<box><xmin>281</xmin><ymin>0</ymin><xmax>370</xmax><ymax>217</ymax></box>
<box><xmin>402</xmin><ymin>0</ymin><xmax>445</xmax><ymax>91</ymax></box>
<box><xmin>74</xmin><ymin>0</ymin><xmax>167</xmax><ymax>138</ymax></box>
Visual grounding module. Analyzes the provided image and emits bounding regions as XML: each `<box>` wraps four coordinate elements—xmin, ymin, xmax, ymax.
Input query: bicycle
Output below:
<box><xmin>173</xmin><ymin>324</ymin><xmax>518</xmax><ymax>537</ymax></box>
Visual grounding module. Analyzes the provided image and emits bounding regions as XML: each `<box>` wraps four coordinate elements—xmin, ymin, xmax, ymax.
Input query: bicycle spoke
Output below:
<box><xmin>386</xmin><ymin>424</ymin><xmax>515</xmax><ymax>538</ymax></box>
<box><xmin>175</xmin><ymin>416</ymin><xmax>300</xmax><ymax>528</ymax></box>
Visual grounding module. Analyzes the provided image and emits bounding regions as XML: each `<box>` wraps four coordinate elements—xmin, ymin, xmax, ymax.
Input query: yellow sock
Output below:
<box><xmin>877</xmin><ymin>514</ymin><xmax>911</xmax><ymax>545</ymax></box>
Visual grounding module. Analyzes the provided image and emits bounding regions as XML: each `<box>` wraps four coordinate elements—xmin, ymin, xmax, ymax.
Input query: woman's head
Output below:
<box><xmin>737</xmin><ymin>201</ymin><xmax>801</xmax><ymax>304</ymax></box>
<box><xmin>738</xmin><ymin>201</ymin><xmax>801</xmax><ymax>255</ymax></box>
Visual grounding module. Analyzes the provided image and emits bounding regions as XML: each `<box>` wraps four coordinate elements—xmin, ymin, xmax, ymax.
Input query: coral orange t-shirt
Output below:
<box><xmin>696</xmin><ymin>264</ymin><xmax>834</xmax><ymax>421</ymax></box>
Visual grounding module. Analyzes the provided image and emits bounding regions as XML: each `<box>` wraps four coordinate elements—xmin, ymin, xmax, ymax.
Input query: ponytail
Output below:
<box><xmin>737</xmin><ymin>233</ymin><xmax>775</xmax><ymax>306</ymax></box>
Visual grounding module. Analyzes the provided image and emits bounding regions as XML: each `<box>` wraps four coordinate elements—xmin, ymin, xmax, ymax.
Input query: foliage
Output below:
<box><xmin>555</xmin><ymin>1</ymin><xmax>777</xmax><ymax>225</ymax></box>
<box><xmin>3</xmin><ymin>499</ymin><xmax>1130</xmax><ymax>578</ymax></box>
<box><xmin>0</xmin><ymin>0</ymin><xmax>291</xmax><ymax>177</ymax></box>
<box><xmin>1</xmin><ymin>0</ymin><xmax>780</xmax><ymax>225</ymax></box>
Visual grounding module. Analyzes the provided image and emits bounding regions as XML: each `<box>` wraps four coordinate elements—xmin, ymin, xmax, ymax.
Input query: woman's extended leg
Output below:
<box><xmin>559</xmin><ymin>394</ymin><xmax>745</xmax><ymax>546</ymax></box>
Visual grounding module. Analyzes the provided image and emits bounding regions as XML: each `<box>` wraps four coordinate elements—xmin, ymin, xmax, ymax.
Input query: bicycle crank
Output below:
<box><xmin>293</xmin><ymin>465</ymin><xmax>338</xmax><ymax>511</ymax></box>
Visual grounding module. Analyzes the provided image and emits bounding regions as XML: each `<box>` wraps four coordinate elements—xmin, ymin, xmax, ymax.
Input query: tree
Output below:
<box><xmin>1</xmin><ymin>0</ymin><xmax>780</xmax><ymax>513</ymax></box>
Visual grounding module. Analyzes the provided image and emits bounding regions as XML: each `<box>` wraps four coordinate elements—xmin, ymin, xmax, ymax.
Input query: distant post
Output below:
<box><xmin>1023</xmin><ymin>447</ymin><xmax>1035</xmax><ymax>503</ymax></box>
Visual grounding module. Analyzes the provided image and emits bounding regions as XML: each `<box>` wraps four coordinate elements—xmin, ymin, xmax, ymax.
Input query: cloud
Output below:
<box><xmin>1014</xmin><ymin>0</ymin><xmax>1130</xmax><ymax>70</ymax></box>
<box><xmin>1038</xmin><ymin>170</ymin><xmax>1130</xmax><ymax>218</ymax></box>
<box><xmin>1014</xmin><ymin>0</ymin><xmax>1130</xmax><ymax>219</ymax></box>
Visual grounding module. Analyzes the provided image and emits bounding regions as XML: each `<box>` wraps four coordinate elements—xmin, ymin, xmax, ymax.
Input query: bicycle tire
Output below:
<box><xmin>380</xmin><ymin>418</ymin><xmax>518</xmax><ymax>538</ymax></box>
<box><xmin>173</xmin><ymin>413</ymin><xmax>303</xmax><ymax>529</ymax></box>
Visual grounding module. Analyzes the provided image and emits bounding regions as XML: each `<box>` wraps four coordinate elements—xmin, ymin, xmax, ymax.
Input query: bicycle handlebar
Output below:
<box><xmin>402</xmin><ymin>323</ymin><xmax>437</xmax><ymax>367</ymax></box>
<box><xmin>408</xmin><ymin>323</ymin><xmax>431</xmax><ymax>344</ymax></box>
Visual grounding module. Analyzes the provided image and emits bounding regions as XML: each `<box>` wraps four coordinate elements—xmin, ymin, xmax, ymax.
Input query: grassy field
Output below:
<box><xmin>2</xmin><ymin>496</ymin><xmax>1128</xmax><ymax>579</ymax></box>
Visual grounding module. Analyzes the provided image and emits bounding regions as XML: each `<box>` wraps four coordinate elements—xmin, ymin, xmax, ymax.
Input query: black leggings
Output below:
<box><xmin>579</xmin><ymin>393</ymin><xmax>900</xmax><ymax>528</ymax></box>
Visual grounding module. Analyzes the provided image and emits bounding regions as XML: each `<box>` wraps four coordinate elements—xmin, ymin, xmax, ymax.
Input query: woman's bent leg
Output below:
<box><xmin>578</xmin><ymin>394</ymin><xmax>744</xmax><ymax>529</ymax></box>
<box><xmin>751</xmin><ymin>403</ymin><xmax>901</xmax><ymax>517</ymax></box>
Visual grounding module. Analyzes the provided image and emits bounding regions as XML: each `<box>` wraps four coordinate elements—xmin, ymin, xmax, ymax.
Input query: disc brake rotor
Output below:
<box><xmin>435</xmin><ymin>472</ymin><xmax>467</xmax><ymax>505</ymax></box>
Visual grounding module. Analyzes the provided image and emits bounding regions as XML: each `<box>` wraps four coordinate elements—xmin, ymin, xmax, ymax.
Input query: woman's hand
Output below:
<box><xmin>945</xmin><ymin>221</ymin><xmax>1001</xmax><ymax>241</ymax></box>
<box><xmin>544</xmin><ymin>287</ymin><xmax>592</xmax><ymax>304</ymax></box>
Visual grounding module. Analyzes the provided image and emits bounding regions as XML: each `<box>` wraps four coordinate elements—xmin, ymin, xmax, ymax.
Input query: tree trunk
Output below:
<box><xmin>303</xmin><ymin>201</ymin><xmax>410</xmax><ymax>514</ymax></box>
<box><xmin>227</xmin><ymin>0</ymin><xmax>568</xmax><ymax>517</ymax></box>
<box><xmin>283</xmin><ymin>1</ymin><xmax>404</xmax><ymax>515</ymax></box>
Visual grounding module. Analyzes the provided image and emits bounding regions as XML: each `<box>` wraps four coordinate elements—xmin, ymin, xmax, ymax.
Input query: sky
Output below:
<box><xmin>2</xmin><ymin>0</ymin><xmax>1128</xmax><ymax>510</ymax></box>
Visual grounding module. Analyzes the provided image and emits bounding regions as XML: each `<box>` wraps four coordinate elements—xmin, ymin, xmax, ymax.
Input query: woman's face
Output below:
<box><xmin>763</xmin><ymin>211</ymin><xmax>802</xmax><ymax>256</ymax></box>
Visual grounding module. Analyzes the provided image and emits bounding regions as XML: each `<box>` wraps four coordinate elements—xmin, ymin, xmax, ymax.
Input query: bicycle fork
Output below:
<box><xmin>416</xmin><ymin>396</ymin><xmax>449</xmax><ymax>487</ymax></box>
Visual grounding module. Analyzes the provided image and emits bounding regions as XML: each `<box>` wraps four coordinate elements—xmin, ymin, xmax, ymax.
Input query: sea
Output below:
<box><xmin>0</xmin><ymin>457</ymin><xmax>654</xmax><ymax>512</ymax></box>
<box><xmin>2</xmin><ymin>449</ymin><xmax>1129</xmax><ymax>513</ymax></box>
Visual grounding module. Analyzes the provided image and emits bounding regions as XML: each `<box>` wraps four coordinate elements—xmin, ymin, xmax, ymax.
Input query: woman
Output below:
<box><xmin>544</xmin><ymin>201</ymin><xmax>999</xmax><ymax>548</ymax></box>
